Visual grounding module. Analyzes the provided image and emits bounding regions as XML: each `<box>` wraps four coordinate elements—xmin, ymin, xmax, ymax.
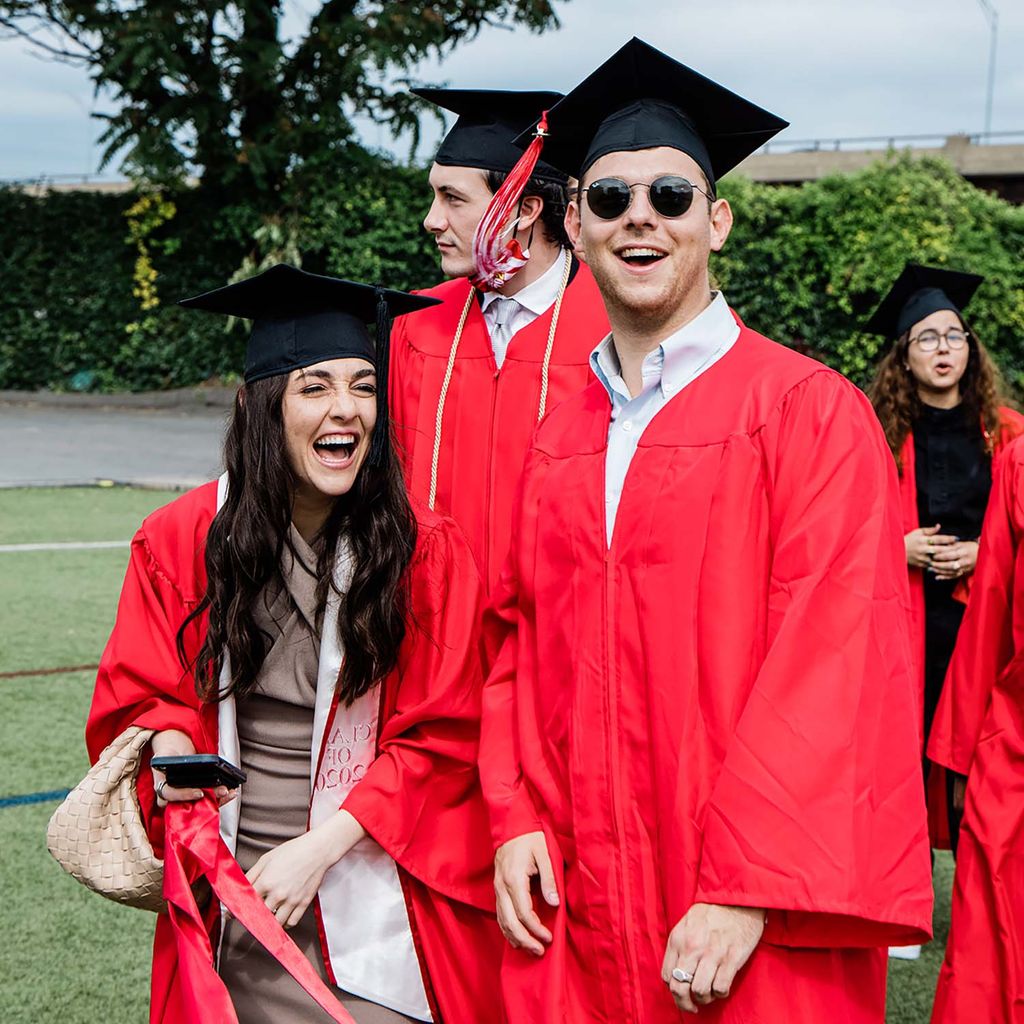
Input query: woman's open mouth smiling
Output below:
<box><xmin>313</xmin><ymin>432</ymin><xmax>359</xmax><ymax>468</ymax></box>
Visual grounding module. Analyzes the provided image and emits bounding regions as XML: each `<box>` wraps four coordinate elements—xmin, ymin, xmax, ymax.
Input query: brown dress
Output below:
<box><xmin>218</xmin><ymin>529</ymin><xmax>420</xmax><ymax>1024</ymax></box>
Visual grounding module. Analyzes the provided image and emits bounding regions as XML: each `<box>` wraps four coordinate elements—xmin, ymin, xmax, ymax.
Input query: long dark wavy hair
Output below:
<box><xmin>867</xmin><ymin>316</ymin><xmax>1010</xmax><ymax>470</ymax></box>
<box><xmin>177</xmin><ymin>374</ymin><xmax>417</xmax><ymax>706</ymax></box>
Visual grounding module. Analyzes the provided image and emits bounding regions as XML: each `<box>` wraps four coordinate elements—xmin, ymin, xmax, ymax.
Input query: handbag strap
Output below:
<box><xmin>164</xmin><ymin>799</ymin><xmax>357</xmax><ymax>1024</ymax></box>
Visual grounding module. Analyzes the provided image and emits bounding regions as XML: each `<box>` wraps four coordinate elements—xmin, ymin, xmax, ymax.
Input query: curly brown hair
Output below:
<box><xmin>867</xmin><ymin>316</ymin><xmax>1009</xmax><ymax>470</ymax></box>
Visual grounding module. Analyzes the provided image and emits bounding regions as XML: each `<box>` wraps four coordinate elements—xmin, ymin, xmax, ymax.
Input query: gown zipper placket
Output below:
<box><xmin>602</xmin><ymin>546</ymin><xmax>645</xmax><ymax>1020</ymax></box>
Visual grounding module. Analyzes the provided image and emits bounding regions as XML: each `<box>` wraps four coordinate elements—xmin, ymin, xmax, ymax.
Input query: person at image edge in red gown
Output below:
<box><xmin>389</xmin><ymin>88</ymin><xmax>609</xmax><ymax>592</ymax></box>
<box><xmin>86</xmin><ymin>265</ymin><xmax>504</xmax><ymax>1024</ymax></box>
<box><xmin>928</xmin><ymin>440</ymin><xmax>1024</xmax><ymax>1021</ymax></box>
<box><xmin>479</xmin><ymin>38</ymin><xmax>934</xmax><ymax>1024</ymax></box>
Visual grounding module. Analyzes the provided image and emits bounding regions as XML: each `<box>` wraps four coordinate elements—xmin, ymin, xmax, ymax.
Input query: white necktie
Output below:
<box><xmin>488</xmin><ymin>296</ymin><xmax>520</xmax><ymax>369</ymax></box>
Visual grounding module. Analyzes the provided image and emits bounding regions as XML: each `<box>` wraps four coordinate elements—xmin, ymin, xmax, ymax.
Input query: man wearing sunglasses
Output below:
<box><xmin>479</xmin><ymin>38</ymin><xmax>933</xmax><ymax>1024</ymax></box>
<box><xmin>388</xmin><ymin>89</ymin><xmax>608</xmax><ymax>593</ymax></box>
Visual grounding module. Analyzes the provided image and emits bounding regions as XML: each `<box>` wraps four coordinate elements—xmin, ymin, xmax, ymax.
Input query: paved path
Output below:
<box><xmin>0</xmin><ymin>402</ymin><xmax>227</xmax><ymax>489</ymax></box>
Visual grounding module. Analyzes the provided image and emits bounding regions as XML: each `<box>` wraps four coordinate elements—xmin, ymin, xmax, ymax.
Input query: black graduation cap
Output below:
<box><xmin>179</xmin><ymin>264</ymin><xmax>440</xmax><ymax>464</ymax></box>
<box><xmin>864</xmin><ymin>263</ymin><xmax>984</xmax><ymax>340</ymax></box>
<box><xmin>415</xmin><ymin>87</ymin><xmax>567</xmax><ymax>182</ymax></box>
<box><xmin>514</xmin><ymin>38</ymin><xmax>788</xmax><ymax>186</ymax></box>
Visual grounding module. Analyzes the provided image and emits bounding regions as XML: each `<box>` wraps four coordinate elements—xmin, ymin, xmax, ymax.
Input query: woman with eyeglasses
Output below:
<box><xmin>866</xmin><ymin>263</ymin><xmax>1022</xmax><ymax>881</ymax></box>
<box><xmin>85</xmin><ymin>265</ymin><xmax>503</xmax><ymax>1023</ymax></box>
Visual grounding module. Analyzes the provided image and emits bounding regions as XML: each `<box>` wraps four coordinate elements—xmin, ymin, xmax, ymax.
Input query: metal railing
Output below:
<box><xmin>760</xmin><ymin>129</ymin><xmax>1024</xmax><ymax>155</ymax></box>
<box><xmin>0</xmin><ymin>171</ymin><xmax>130</xmax><ymax>187</ymax></box>
<box><xmin>6</xmin><ymin>131</ymin><xmax>1024</xmax><ymax>186</ymax></box>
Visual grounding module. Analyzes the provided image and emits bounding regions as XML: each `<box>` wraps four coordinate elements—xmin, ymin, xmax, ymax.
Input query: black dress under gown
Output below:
<box><xmin>914</xmin><ymin>402</ymin><xmax>991</xmax><ymax>854</ymax></box>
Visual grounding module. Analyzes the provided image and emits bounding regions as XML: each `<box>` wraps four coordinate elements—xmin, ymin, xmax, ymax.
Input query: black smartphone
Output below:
<box><xmin>150</xmin><ymin>754</ymin><xmax>247</xmax><ymax>790</ymax></box>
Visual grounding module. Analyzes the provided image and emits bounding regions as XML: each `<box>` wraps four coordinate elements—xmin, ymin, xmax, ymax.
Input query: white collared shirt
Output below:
<box><xmin>589</xmin><ymin>291</ymin><xmax>740</xmax><ymax>545</ymax></box>
<box><xmin>481</xmin><ymin>247</ymin><xmax>568</xmax><ymax>367</ymax></box>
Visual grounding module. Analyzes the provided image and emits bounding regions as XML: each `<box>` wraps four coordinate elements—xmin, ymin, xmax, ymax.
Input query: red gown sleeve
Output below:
<box><xmin>85</xmin><ymin>526</ymin><xmax>209</xmax><ymax>841</ymax></box>
<box><xmin>928</xmin><ymin>438</ymin><xmax>1024</xmax><ymax>775</ymax></box>
<box><xmin>951</xmin><ymin>408</ymin><xmax>1024</xmax><ymax>607</ymax></box>
<box><xmin>693</xmin><ymin>372</ymin><xmax>933</xmax><ymax>947</ymax></box>
<box><xmin>87</xmin><ymin>528</ymin><xmax>207</xmax><ymax>759</ymax></box>
<box><xmin>341</xmin><ymin>518</ymin><xmax>496</xmax><ymax>911</ymax></box>
<box><xmin>478</xmin><ymin>462</ymin><xmax>544</xmax><ymax>851</ymax></box>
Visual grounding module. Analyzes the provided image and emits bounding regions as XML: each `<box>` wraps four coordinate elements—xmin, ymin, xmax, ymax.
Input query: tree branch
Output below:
<box><xmin>0</xmin><ymin>13</ymin><xmax>97</xmax><ymax>62</ymax></box>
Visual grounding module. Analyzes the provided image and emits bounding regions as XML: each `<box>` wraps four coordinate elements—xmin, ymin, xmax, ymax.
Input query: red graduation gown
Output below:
<box><xmin>481</xmin><ymin>322</ymin><xmax>933</xmax><ymax>1024</ymax></box>
<box><xmin>897</xmin><ymin>406</ymin><xmax>1024</xmax><ymax>845</ymax></box>
<box><xmin>85</xmin><ymin>482</ymin><xmax>503</xmax><ymax>1024</ymax></box>
<box><xmin>928</xmin><ymin>435</ymin><xmax>1024</xmax><ymax>1024</ymax></box>
<box><xmin>389</xmin><ymin>260</ymin><xmax>608</xmax><ymax>591</ymax></box>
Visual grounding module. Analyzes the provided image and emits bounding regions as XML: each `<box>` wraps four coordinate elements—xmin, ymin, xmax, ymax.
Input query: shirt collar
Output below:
<box><xmin>589</xmin><ymin>292</ymin><xmax>739</xmax><ymax>404</ymax></box>
<box><xmin>590</xmin><ymin>335</ymin><xmax>635</xmax><ymax>404</ymax></box>
<box><xmin>480</xmin><ymin>247</ymin><xmax>568</xmax><ymax>316</ymax></box>
<box><xmin>660</xmin><ymin>291</ymin><xmax>739</xmax><ymax>398</ymax></box>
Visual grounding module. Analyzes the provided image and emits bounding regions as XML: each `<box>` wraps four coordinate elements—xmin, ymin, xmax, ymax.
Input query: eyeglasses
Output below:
<box><xmin>582</xmin><ymin>175</ymin><xmax>713</xmax><ymax>220</ymax></box>
<box><xmin>909</xmin><ymin>329</ymin><xmax>970</xmax><ymax>352</ymax></box>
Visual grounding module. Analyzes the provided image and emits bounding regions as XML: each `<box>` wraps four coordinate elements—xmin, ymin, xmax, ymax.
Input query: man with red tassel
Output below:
<box><xmin>389</xmin><ymin>89</ymin><xmax>610</xmax><ymax>593</ymax></box>
<box><xmin>479</xmin><ymin>38</ymin><xmax>934</xmax><ymax>1023</ymax></box>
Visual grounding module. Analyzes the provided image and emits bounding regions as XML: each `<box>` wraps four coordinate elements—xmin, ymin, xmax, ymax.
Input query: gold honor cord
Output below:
<box><xmin>536</xmin><ymin>250</ymin><xmax>572</xmax><ymax>423</ymax></box>
<box><xmin>428</xmin><ymin>286</ymin><xmax>476</xmax><ymax>511</ymax></box>
<box><xmin>427</xmin><ymin>249</ymin><xmax>572</xmax><ymax>511</ymax></box>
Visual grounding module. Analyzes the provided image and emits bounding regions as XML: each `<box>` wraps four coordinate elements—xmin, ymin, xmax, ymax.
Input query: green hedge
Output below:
<box><xmin>0</xmin><ymin>188</ymin><xmax>248</xmax><ymax>391</ymax></box>
<box><xmin>0</xmin><ymin>155</ymin><xmax>437</xmax><ymax>392</ymax></box>
<box><xmin>2</xmin><ymin>152</ymin><xmax>1021</xmax><ymax>392</ymax></box>
<box><xmin>715</xmin><ymin>154</ymin><xmax>1024</xmax><ymax>387</ymax></box>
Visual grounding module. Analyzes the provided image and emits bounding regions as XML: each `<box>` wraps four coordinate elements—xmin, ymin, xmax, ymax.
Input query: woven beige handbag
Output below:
<box><xmin>46</xmin><ymin>725</ymin><xmax>166</xmax><ymax>913</ymax></box>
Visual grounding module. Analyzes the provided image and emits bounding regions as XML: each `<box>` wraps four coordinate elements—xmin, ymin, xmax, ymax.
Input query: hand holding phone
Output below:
<box><xmin>150</xmin><ymin>754</ymin><xmax>247</xmax><ymax>790</ymax></box>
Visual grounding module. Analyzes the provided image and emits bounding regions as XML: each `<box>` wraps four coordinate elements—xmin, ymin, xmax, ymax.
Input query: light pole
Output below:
<box><xmin>976</xmin><ymin>0</ymin><xmax>998</xmax><ymax>137</ymax></box>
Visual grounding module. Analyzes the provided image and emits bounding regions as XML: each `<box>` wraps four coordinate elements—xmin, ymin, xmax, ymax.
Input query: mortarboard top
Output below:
<box><xmin>179</xmin><ymin>263</ymin><xmax>440</xmax><ymax>464</ymax></box>
<box><xmin>179</xmin><ymin>263</ymin><xmax>439</xmax><ymax>384</ymax></box>
<box><xmin>415</xmin><ymin>87</ymin><xmax>567</xmax><ymax>181</ymax></box>
<box><xmin>864</xmin><ymin>263</ymin><xmax>984</xmax><ymax>340</ymax></box>
<box><xmin>513</xmin><ymin>38</ymin><xmax>788</xmax><ymax>187</ymax></box>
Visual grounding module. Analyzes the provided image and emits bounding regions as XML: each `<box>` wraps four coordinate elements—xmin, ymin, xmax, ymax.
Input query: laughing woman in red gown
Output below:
<box><xmin>928</xmin><ymin>433</ymin><xmax>1024</xmax><ymax>1023</ymax></box>
<box><xmin>86</xmin><ymin>265</ymin><xmax>502</xmax><ymax>1024</ymax></box>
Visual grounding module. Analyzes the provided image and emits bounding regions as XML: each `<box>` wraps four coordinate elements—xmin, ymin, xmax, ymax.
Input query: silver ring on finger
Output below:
<box><xmin>671</xmin><ymin>968</ymin><xmax>694</xmax><ymax>984</ymax></box>
<box><xmin>154</xmin><ymin>778</ymin><xmax>168</xmax><ymax>802</ymax></box>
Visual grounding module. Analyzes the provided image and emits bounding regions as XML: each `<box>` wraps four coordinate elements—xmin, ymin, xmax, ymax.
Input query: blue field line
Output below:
<box><xmin>0</xmin><ymin>788</ymin><xmax>70</xmax><ymax>809</ymax></box>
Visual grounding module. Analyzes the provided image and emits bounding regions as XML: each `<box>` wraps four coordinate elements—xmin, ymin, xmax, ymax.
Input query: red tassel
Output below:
<box><xmin>470</xmin><ymin>111</ymin><xmax>551</xmax><ymax>291</ymax></box>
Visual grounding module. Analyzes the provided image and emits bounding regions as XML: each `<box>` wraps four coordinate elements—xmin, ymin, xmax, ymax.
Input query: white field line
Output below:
<box><xmin>0</xmin><ymin>540</ymin><xmax>131</xmax><ymax>553</ymax></box>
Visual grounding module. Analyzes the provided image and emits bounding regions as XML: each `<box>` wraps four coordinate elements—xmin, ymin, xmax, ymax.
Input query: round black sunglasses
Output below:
<box><xmin>582</xmin><ymin>175</ymin><xmax>714</xmax><ymax>220</ymax></box>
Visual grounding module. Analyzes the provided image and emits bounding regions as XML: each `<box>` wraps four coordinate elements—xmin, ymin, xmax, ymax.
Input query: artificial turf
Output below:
<box><xmin>0</xmin><ymin>486</ymin><xmax>182</xmax><ymax>546</ymax></box>
<box><xmin>0</xmin><ymin>675</ymin><xmax>153</xmax><ymax>1023</ymax></box>
<box><xmin>0</xmin><ymin>486</ymin><xmax>951</xmax><ymax>1022</ymax></box>
<box><xmin>0</xmin><ymin>488</ymin><xmax>173</xmax><ymax>1023</ymax></box>
<box><xmin>0</xmin><ymin>487</ymin><xmax>181</xmax><ymax>674</ymax></box>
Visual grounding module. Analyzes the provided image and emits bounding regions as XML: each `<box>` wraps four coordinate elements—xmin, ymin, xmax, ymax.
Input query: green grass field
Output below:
<box><xmin>0</xmin><ymin>487</ymin><xmax>177</xmax><ymax>1024</ymax></box>
<box><xmin>0</xmin><ymin>486</ymin><xmax>951</xmax><ymax>1022</ymax></box>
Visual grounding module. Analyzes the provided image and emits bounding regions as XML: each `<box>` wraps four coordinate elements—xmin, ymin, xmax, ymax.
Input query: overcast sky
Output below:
<box><xmin>1</xmin><ymin>0</ymin><xmax>1021</xmax><ymax>181</ymax></box>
